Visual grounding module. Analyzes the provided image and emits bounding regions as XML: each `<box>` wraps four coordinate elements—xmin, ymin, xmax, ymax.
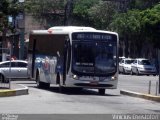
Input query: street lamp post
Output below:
<box><xmin>18</xmin><ymin>0</ymin><xmax>25</xmax><ymax>59</ymax></box>
<box><xmin>158</xmin><ymin>49</ymin><xmax>160</xmax><ymax>94</ymax></box>
<box><xmin>12</xmin><ymin>0</ymin><xmax>17</xmax><ymax>59</ymax></box>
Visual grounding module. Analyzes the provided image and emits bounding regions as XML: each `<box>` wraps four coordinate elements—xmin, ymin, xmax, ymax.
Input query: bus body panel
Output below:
<box><xmin>28</xmin><ymin>33</ymin><xmax>68</xmax><ymax>84</ymax></box>
<box><xmin>28</xmin><ymin>26</ymin><xmax>119</xmax><ymax>90</ymax></box>
<box><xmin>64</xmin><ymin>75</ymin><xmax>118</xmax><ymax>89</ymax></box>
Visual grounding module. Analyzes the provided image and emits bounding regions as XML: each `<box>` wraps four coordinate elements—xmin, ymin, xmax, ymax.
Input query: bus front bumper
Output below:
<box><xmin>65</xmin><ymin>78</ymin><xmax>118</xmax><ymax>89</ymax></box>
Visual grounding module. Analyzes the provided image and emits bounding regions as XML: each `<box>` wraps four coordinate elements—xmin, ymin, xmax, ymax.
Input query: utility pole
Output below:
<box><xmin>158</xmin><ymin>49</ymin><xmax>160</xmax><ymax>94</ymax></box>
<box><xmin>11</xmin><ymin>0</ymin><xmax>16</xmax><ymax>60</ymax></box>
<box><xmin>18</xmin><ymin>0</ymin><xmax>25</xmax><ymax>60</ymax></box>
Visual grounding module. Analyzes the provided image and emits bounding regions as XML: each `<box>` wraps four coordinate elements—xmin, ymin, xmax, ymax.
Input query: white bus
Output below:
<box><xmin>28</xmin><ymin>26</ymin><xmax>119</xmax><ymax>95</ymax></box>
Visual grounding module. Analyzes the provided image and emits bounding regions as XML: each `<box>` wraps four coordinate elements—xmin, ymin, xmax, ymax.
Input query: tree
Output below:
<box><xmin>129</xmin><ymin>0</ymin><xmax>160</xmax><ymax>10</ymax></box>
<box><xmin>142</xmin><ymin>4</ymin><xmax>160</xmax><ymax>49</ymax></box>
<box><xmin>0</xmin><ymin>0</ymin><xmax>9</xmax><ymax>35</ymax></box>
<box><xmin>109</xmin><ymin>3</ymin><xmax>160</xmax><ymax>57</ymax></box>
<box><xmin>0</xmin><ymin>0</ymin><xmax>22</xmax><ymax>48</ymax></box>
<box><xmin>72</xmin><ymin>0</ymin><xmax>98</xmax><ymax>26</ymax></box>
<box><xmin>73</xmin><ymin>0</ymin><xmax>98</xmax><ymax>18</ymax></box>
<box><xmin>109</xmin><ymin>9</ymin><xmax>143</xmax><ymax>57</ymax></box>
<box><xmin>88</xmin><ymin>1</ymin><xmax>116</xmax><ymax>29</ymax></box>
<box><xmin>24</xmin><ymin>0</ymin><xmax>116</xmax><ymax>27</ymax></box>
<box><xmin>25</xmin><ymin>0</ymin><xmax>66</xmax><ymax>27</ymax></box>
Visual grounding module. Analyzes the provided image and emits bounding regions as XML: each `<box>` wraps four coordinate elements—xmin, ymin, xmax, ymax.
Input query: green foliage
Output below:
<box><xmin>72</xmin><ymin>0</ymin><xmax>99</xmax><ymax>26</ymax></box>
<box><xmin>110</xmin><ymin>3</ymin><xmax>160</xmax><ymax>50</ymax></box>
<box><xmin>142</xmin><ymin>4</ymin><xmax>160</xmax><ymax>26</ymax></box>
<box><xmin>142</xmin><ymin>4</ymin><xmax>160</xmax><ymax>48</ymax></box>
<box><xmin>73</xmin><ymin>0</ymin><xmax>98</xmax><ymax>18</ymax></box>
<box><xmin>129</xmin><ymin>0</ymin><xmax>160</xmax><ymax>10</ymax></box>
<box><xmin>25</xmin><ymin>0</ymin><xmax>65</xmax><ymax>14</ymax></box>
<box><xmin>8</xmin><ymin>2</ymin><xmax>23</xmax><ymax>15</ymax></box>
<box><xmin>0</xmin><ymin>0</ymin><xmax>23</xmax><ymax>33</ymax></box>
<box><xmin>24</xmin><ymin>0</ymin><xmax>66</xmax><ymax>26</ymax></box>
<box><xmin>73</xmin><ymin>0</ymin><xmax>116</xmax><ymax>29</ymax></box>
<box><xmin>0</xmin><ymin>0</ymin><xmax>9</xmax><ymax>14</ymax></box>
<box><xmin>88</xmin><ymin>1</ymin><xmax>116</xmax><ymax>29</ymax></box>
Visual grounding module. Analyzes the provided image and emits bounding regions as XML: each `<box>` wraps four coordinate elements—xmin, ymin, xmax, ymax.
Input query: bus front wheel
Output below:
<box><xmin>98</xmin><ymin>89</ymin><xmax>105</xmax><ymax>95</ymax></box>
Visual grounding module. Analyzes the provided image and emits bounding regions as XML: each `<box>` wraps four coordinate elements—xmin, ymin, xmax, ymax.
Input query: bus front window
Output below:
<box><xmin>94</xmin><ymin>42</ymin><xmax>116</xmax><ymax>74</ymax></box>
<box><xmin>72</xmin><ymin>42</ymin><xmax>94</xmax><ymax>73</ymax></box>
<box><xmin>72</xmin><ymin>42</ymin><xmax>117</xmax><ymax>76</ymax></box>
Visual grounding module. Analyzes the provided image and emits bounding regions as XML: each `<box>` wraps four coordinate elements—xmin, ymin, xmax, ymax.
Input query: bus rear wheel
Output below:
<box><xmin>98</xmin><ymin>89</ymin><xmax>105</xmax><ymax>95</ymax></box>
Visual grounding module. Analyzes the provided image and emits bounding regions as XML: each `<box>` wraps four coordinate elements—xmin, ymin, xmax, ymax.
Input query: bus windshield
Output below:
<box><xmin>72</xmin><ymin>39</ymin><xmax>117</xmax><ymax>76</ymax></box>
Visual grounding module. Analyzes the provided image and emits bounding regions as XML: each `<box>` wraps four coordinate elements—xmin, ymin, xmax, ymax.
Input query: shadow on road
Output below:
<box><xmin>36</xmin><ymin>86</ymin><xmax>120</xmax><ymax>96</ymax></box>
<box><xmin>12</xmin><ymin>80</ymin><xmax>120</xmax><ymax>96</ymax></box>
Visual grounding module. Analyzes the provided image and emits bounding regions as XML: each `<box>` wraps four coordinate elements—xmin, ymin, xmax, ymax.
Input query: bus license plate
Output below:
<box><xmin>99</xmin><ymin>77</ymin><xmax>106</xmax><ymax>81</ymax></box>
<box><xmin>90</xmin><ymin>81</ymin><xmax>98</xmax><ymax>85</ymax></box>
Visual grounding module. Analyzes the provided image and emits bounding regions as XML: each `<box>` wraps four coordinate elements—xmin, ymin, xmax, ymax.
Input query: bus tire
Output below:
<box><xmin>98</xmin><ymin>89</ymin><xmax>105</xmax><ymax>95</ymax></box>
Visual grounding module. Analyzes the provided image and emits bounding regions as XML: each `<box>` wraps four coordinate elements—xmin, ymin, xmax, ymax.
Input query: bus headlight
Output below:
<box><xmin>111</xmin><ymin>76</ymin><xmax>117</xmax><ymax>80</ymax></box>
<box><xmin>73</xmin><ymin>75</ymin><xmax>79</xmax><ymax>80</ymax></box>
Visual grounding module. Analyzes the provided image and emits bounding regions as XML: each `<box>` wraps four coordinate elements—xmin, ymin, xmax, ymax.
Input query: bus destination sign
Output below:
<box><xmin>72</xmin><ymin>32</ymin><xmax>114</xmax><ymax>41</ymax></box>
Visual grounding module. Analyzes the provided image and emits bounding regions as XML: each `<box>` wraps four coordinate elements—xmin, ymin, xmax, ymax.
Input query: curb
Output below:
<box><xmin>0</xmin><ymin>84</ymin><xmax>28</xmax><ymax>97</ymax></box>
<box><xmin>120</xmin><ymin>89</ymin><xmax>160</xmax><ymax>102</ymax></box>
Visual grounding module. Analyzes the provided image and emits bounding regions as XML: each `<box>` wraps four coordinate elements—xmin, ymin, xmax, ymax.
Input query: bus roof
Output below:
<box><xmin>30</xmin><ymin>26</ymin><xmax>118</xmax><ymax>36</ymax></box>
<box><xmin>48</xmin><ymin>26</ymin><xmax>96</xmax><ymax>31</ymax></box>
<box><xmin>95</xmin><ymin>30</ymin><xmax>118</xmax><ymax>36</ymax></box>
<box><xmin>30</xmin><ymin>26</ymin><xmax>96</xmax><ymax>35</ymax></box>
<box><xmin>30</xmin><ymin>30</ymin><xmax>49</xmax><ymax>34</ymax></box>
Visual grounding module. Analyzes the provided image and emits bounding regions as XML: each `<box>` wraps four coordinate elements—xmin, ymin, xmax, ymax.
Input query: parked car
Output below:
<box><xmin>0</xmin><ymin>60</ymin><xmax>29</xmax><ymax>83</ymax></box>
<box><xmin>131</xmin><ymin>58</ymin><xmax>157</xmax><ymax>76</ymax></box>
<box><xmin>119</xmin><ymin>56</ymin><xmax>125</xmax><ymax>62</ymax></box>
<box><xmin>119</xmin><ymin>58</ymin><xmax>134</xmax><ymax>74</ymax></box>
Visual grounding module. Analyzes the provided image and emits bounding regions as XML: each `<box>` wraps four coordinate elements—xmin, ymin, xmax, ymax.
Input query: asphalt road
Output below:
<box><xmin>0</xmin><ymin>75</ymin><xmax>160</xmax><ymax>114</ymax></box>
<box><xmin>119</xmin><ymin>74</ymin><xmax>159</xmax><ymax>95</ymax></box>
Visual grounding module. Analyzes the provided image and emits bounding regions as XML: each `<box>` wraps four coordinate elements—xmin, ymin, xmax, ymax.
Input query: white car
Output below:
<box><xmin>119</xmin><ymin>56</ymin><xmax>125</xmax><ymax>62</ymax></box>
<box><xmin>131</xmin><ymin>58</ymin><xmax>157</xmax><ymax>76</ymax></box>
<box><xmin>119</xmin><ymin>58</ymin><xmax>134</xmax><ymax>74</ymax></box>
<box><xmin>0</xmin><ymin>60</ymin><xmax>29</xmax><ymax>83</ymax></box>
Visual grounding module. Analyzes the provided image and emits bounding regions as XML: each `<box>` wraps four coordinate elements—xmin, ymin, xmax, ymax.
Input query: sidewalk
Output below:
<box><xmin>119</xmin><ymin>75</ymin><xmax>160</xmax><ymax>102</ymax></box>
<box><xmin>0</xmin><ymin>81</ymin><xmax>28</xmax><ymax>97</ymax></box>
